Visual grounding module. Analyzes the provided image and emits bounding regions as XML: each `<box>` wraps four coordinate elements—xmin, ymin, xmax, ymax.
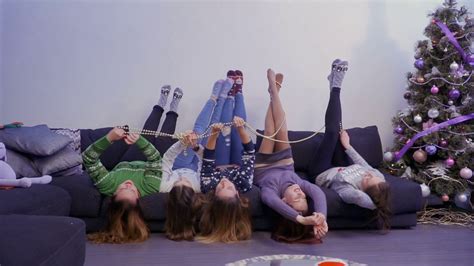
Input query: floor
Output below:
<box><xmin>85</xmin><ymin>225</ymin><xmax>474</xmax><ymax>266</ymax></box>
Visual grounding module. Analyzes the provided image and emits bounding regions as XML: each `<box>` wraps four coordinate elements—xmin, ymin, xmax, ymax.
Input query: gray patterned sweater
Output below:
<box><xmin>315</xmin><ymin>147</ymin><xmax>385</xmax><ymax>210</ymax></box>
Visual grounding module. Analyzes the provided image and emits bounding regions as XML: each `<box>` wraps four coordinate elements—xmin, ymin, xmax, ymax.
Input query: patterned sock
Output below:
<box><xmin>327</xmin><ymin>59</ymin><xmax>348</xmax><ymax>89</ymax></box>
<box><xmin>170</xmin><ymin>87</ymin><xmax>183</xmax><ymax>113</ymax></box>
<box><xmin>220</xmin><ymin>78</ymin><xmax>234</xmax><ymax>99</ymax></box>
<box><xmin>234</xmin><ymin>70</ymin><xmax>243</xmax><ymax>94</ymax></box>
<box><xmin>158</xmin><ymin>85</ymin><xmax>171</xmax><ymax>108</ymax></box>
<box><xmin>211</xmin><ymin>80</ymin><xmax>225</xmax><ymax>100</ymax></box>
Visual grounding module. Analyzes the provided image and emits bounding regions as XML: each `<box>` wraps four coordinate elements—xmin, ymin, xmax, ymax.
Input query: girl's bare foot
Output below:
<box><xmin>276</xmin><ymin>73</ymin><xmax>284</xmax><ymax>92</ymax></box>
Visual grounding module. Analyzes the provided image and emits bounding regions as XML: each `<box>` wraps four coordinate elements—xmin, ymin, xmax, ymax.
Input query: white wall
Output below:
<box><xmin>1</xmin><ymin>0</ymin><xmax>471</xmax><ymax>149</ymax></box>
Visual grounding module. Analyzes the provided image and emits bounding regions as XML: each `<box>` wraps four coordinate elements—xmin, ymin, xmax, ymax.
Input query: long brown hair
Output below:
<box><xmin>365</xmin><ymin>181</ymin><xmax>392</xmax><ymax>231</ymax></box>
<box><xmin>271</xmin><ymin>203</ymin><xmax>320</xmax><ymax>244</ymax></box>
<box><xmin>165</xmin><ymin>185</ymin><xmax>204</xmax><ymax>241</ymax></box>
<box><xmin>198</xmin><ymin>192</ymin><xmax>252</xmax><ymax>243</ymax></box>
<box><xmin>88</xmin><ymin>196</ymin><xmax>150</xmax><ymax>244</ymax></box>
<box><xmin>271</xmin><ymin>217</ymin><xmax>319</xmax><ymax>244</ymax></box>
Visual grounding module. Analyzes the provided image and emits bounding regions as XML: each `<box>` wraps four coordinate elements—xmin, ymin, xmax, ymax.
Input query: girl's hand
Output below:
<box><xmin>312</xmin><ymin>212</ymin><xmax>326</xmax><ymax>225</ymax></box>
<box><xmin>210</xmin><ymin>123</ymin><xmax>224</xmax><ymax>134</ymax></box>
<box><xmin>124</xmin><ymin>133</ymin><xmax>139</xmax><ymax>145</ymax></box>
<box><xmin>233</xmin><ymin>116</ymin><xmax>246</xmax><ymax>128</ymax></box>
<box><xmin>181</xmin><ymin>131</ymin><xmax>198</xmax><ymax>147</ymax></box>
<box><xmin>313</xmin><ymin>221</ymin><xmax>328</xmax><ymax>239</ymax></box>
<box><xmin>340</xmin><ymin>130</ymin><xmax>351</xmax><ymax>149</ymax></box>
<box><xmin>106</xmin><ymin>128</ymin><xmax>126</xmax><ymax>142</ymax></box>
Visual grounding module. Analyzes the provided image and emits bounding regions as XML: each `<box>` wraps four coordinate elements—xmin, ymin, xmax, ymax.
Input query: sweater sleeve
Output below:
<box><xmin>345</xmin><ymin>147</ymin><xmax>371</xmax><ymax>168</ymax></box>
<box><xmin>299</xmin><ymin>179</ymin><xmax>327</xmax><ymax>217</ymax></box>
<box><xmin>332</xmin><ymin>183</ymin><xmax>376</xmax><ymax>210</ymax></box>
<box><xmin>161</xmin><ymin>141</ymin><xmax>186</xmax><ymax>180</ymax></box>
<box><xmin>82</xmin><ymin>136</ymin><xmax>111</xmax><ymax>185</ymax></box>
<box><xmin>135</xmin><ymin>136</ymin><xmax>162</xmax><ymax>182</ymax></box>
<box><xmin>261</xmin><ymin>187</ymin><xmax>299</xmax><ymax>222</ymax></box>
<box><xmin>232</xmin><ymin>141</ymin><xmax>255</xmax><ymax>193</ymax></box>
<box><xmin>200</xmin><ymin>148</ymin><xmax>219</xmax><ymax>193</ymax></box>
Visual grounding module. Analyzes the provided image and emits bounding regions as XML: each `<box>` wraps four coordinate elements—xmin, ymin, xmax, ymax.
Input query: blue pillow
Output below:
<box><xmin>5</xmin><ymin>149</ymin><xmax>41</xmax><ymax>178</ymax></box>
<box><xmin>32</xmin><ymin>146</ymin><xmax>83</xmax><ymax>175</ymax></box>
<box><xmin>0</xmin><ymin>125</ymin><xmax>73</xmax><ymax>156</ymax></box>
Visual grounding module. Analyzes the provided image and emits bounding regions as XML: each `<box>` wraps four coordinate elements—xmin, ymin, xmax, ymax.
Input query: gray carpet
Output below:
<box><xmin>85</xmin><ymin>225</ymin><xmax>473</xmax><ymax>266</ymax></box>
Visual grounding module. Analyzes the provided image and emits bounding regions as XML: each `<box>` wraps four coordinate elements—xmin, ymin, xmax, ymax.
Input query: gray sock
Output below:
<box><xmin>220</xmin><ymin>78</ymin><xmax>233</xmax><ymax>98</ymax></box>
<box><xmin>211</xmin><ymin>80</ymin><xmax>224</xmax><ymax>99</ymax></box>
<box><xmin>158</xmin><ymin>85</ymin><xmax>172</xmax><ymax>108</ymax></box>
<box><xmin>170</xmin><ymin>88</ymin><xmax>183</xmax><ymax>113</ymax></box>
<box><xmin>327</xmin><ymin>59</ymin><xmax>348</xmax><ymax>89</ymax></box>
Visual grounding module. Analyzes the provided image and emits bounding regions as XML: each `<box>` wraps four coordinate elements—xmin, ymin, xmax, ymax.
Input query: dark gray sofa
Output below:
<box><xmin>47</xmin><ymin>125</ymin><xmax>423</xmax><ymax>232</ymax></box>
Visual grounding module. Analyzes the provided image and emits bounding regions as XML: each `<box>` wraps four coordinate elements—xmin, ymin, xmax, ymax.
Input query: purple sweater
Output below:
<box><xmin>254</xmin><ymin>162</ymin><xmax>327</xmax><ymax>223</ymax></box>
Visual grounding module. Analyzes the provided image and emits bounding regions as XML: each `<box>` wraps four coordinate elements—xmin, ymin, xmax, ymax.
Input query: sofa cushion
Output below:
<box><xmin>5</xmin><ymin>149</ymin><xmax>40</xmax><ymax>177</ymax></box>
<box><xmin>50</xmin><ymin>174</ymin><xmax>102</xmax><ymax>218</ymax></box>
<box><xmin>0</xmin><ymin>124</ymin><xmax>73</xmax><ymax>156</ymax></box>
<box><xmin>256</xmin><ymin>126</ymin><xmax>383</xmax><ymax>173</ymax></box>
<box><xmin>0</xmin><ymin>214</ymin><xmax>85</xmax><ymax>266</ymax></box>
<box><xmin>80</xmin><ymin>127</ymin><xmax>130</xmax><ymax>170</ymax></box>
<box><xmin>256</xmin><ymin>129</ymin><xmax>325</xmax><ymax>172</ymax></box>
<box><xmin>332</xmin><ymin>126</ymin><xmax>383</xmax><ymax>168</ymax></box>
<box><xmin>0</xmin><ymin>184</ymin><xmax>71</xmax><ymax>216</ymax></box>
<box><xmin>324</xmin><ymin>174</ymin><xmax>422</xmax><ymax>218</ymax></box>
<box><xmin>32</xmin><ymin>146</ymin><xmax>83</xmax><ymax>175</ymax></box>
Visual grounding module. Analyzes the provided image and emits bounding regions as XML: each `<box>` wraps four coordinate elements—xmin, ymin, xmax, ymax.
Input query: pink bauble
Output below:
<box><xmin>413</xmin><ymin>149</ymin><xmax>427</xmax><ymax>163</ymax></box>
<box><xmin>445</xmin><ymin>158</ymin><xmax>455</xmax><ymax>167</ymax></box>
<box><xmin>430</xmin><ymin>85</ymin><xmax>439</xmax><ymax>94</ymax></box>
<box><xmin>441</xmin><ymin>194</ymin><xmax>449</xmax><ymax>202</ymax></box>
<box><xmin>439</xmin><ymin>139</ymin><xmax>448</xmax><ymax>147</ymax></box>
<box><xmin>460</xmin><ymin>167</ymin><xmax>473</xmax><ymax>179</ymax></box>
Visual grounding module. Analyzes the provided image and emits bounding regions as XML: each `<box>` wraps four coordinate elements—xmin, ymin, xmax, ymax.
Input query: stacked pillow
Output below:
<box><xmin>0</xmin><ymin>125</ymin><xmax>83</xmax><ymax>177</ymax></box>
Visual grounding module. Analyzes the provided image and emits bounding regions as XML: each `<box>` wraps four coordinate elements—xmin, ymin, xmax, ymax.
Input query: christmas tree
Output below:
<box><xmin>385</xmin><ymin>0</ymin><xmax>474</xmax><ymax>207</ymax></box>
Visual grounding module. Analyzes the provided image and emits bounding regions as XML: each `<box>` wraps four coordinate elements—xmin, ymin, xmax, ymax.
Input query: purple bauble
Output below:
<box><xmin>449</xmin><ymin>89</ymin><xmax>461</xmax><ymax>100</ymax></box>
<box><xmin>394</xmin><ymin>126</ymin><xmax>404</xmax><ymax>134</ymax></box>
<box><xmin>439</xmin><ymin>139</ymin><xmax>448</xmax><ymax>147</ymax></box>
<box><xmin>403</xmin><ymin>92</ymin><xmax>411</xmax><ymax>99</ymax></box>
<box><xmin>445</xmin><ymin>158</ymin><xmax>455</xmax><ymax>167</ymax></box>
<box><xmin>430</xmin><ymin>85</ymin><xmax>439</xmax><ymax>94</ymax></box>
<box><xmin>414</xmin><ymin>59</ymin><xmax>425</xmax><ymax>69</ymax></box>
<box><xmin>467</xmin><ymin>54</ymin><xmax>474</xmax><ymax>67</ymax></box>
<box><xmin>425</xmin><ymin>145</ymin><xmax>437</xmax><ymax>155</ymax></box>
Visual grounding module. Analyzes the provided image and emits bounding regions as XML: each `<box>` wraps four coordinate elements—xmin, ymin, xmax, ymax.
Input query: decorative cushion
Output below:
<box><xmin>32</xmin><ymin>146</ymin><xmax>83</xmax><ymax>175</ymax></box>
<box><xmin>0</xmin><ymin>124</ymin><xmax>72</xmax><ymax>156</ymax></box>
<box><xmin>51</xmin><ymin>128</ymin><xmax>82</xmax><ymax>154</ymax></box>
<box><xmin>5</xmin><ymin>149</ymin><xmax>40</xmax><ymax>177</ymax></box>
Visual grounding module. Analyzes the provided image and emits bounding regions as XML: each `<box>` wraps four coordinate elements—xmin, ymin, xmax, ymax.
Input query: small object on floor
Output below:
<box><xmin>226</xmin><ymin>254</ymin><xmax>364</xmax><ymax>266</ymax></box>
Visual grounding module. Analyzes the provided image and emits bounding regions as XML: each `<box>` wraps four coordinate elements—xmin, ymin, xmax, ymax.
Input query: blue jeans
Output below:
<box><xmin>215</xmin><ymin>93</ymin><xmax>247</xmax><ymax>166</ymax></box>
<box><xmin>173</xmin><ymin>96</ymin><xmax>226</xmax><ymax>171</ymax></box>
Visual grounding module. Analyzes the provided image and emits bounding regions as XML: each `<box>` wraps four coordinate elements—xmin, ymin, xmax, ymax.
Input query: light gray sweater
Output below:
<box><xmin>315</xmin><ymin>147</ymin><xmax>385</xmax><ymax>210</ymax></box>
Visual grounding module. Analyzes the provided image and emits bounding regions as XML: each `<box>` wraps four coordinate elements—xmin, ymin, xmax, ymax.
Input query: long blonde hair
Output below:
<box><xmin>88</xmin><ymin>196</ymin><xmax>150</xmax><ymax>244</ymax></box>
<box><xmin>198</xmin><ymin>192</ymin><xmax>252</xmax><ymax>243</ymax></box>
